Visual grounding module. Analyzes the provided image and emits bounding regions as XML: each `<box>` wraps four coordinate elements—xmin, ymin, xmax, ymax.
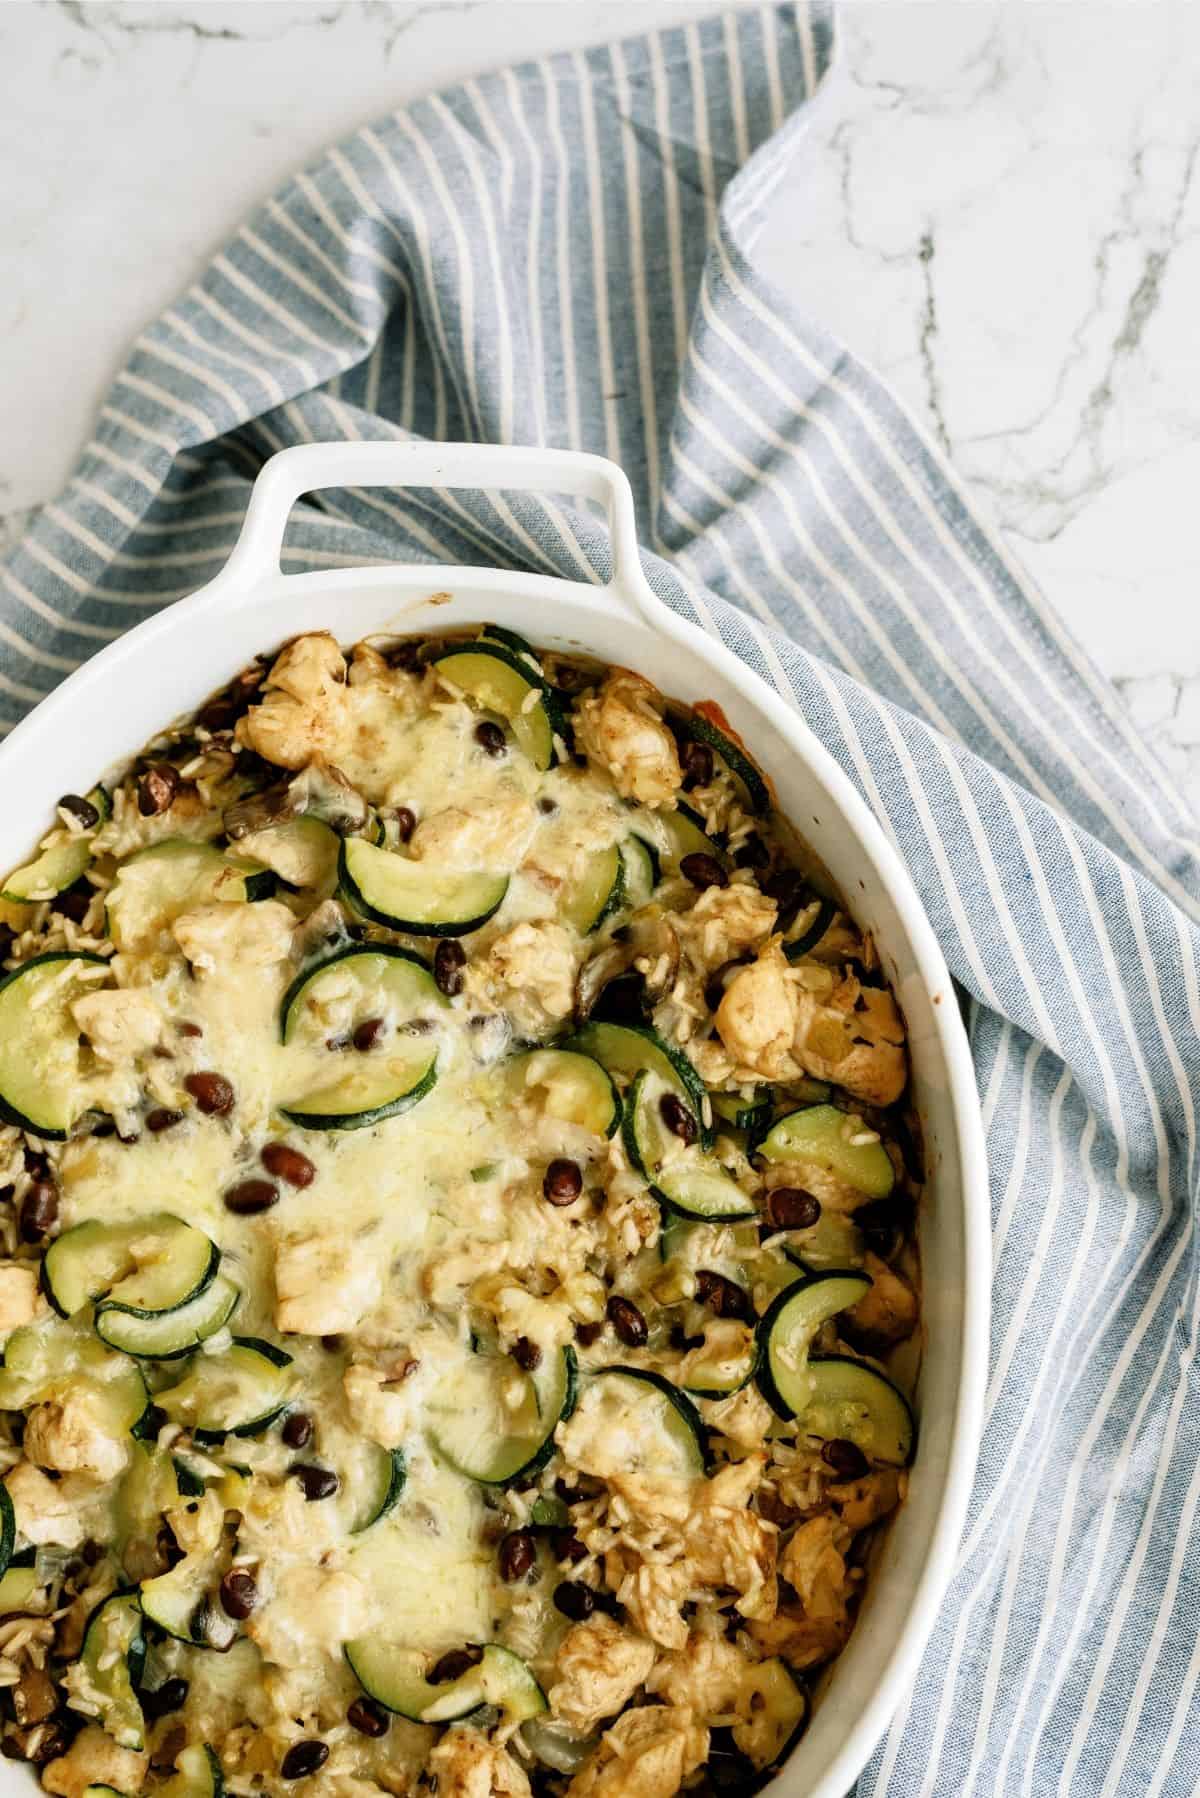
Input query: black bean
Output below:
<box><xmin>223</xmin><ymin>1178</ymin><xmax>278</xmax><ymax>1216</ymax></box>
<box><xmin>681</xmin><ymin>739</ymin><xmax>713</xmax><ymax>788</ymax></box>
<box><xmin>823</xmin><ymin>1438</ymin><xmax>870</xmax><ymax>1480</ymax></box>
<box><xmin>429</xmin><ymin>1645</ymin><xmax>483</xmax><ymax>1684</ymax></box>
<box><xmin>292</xmin><ymin>1465</ymin><xmax>339</xmax><ymax>1502</ymax></box>
<box><xmin>434</xmin><ymin>939</ymin><xmax>466</xmax><ymax>997</ymax></box>
<box><xmin>144</xmin><ymin>1677</ymin><xmax>188</xmax><ymax>1719</ymax></box>
<box><xmin>474</xmin><ymin>721</ymin><xmax>506</xmax><ymax>756</ymax></box>
<box><xmin>184</xmin><ymin>1071</ymin><xmax>234</xmax><ymax>1116</ymax></box>
<box><xmin>0</xmin><ymin>925</ymin><xmax>14</xmax><ymax>960</ymax></box>
<box><xmin>680</xmin><ymin>852</ymin><xmax>728</xmax><ymax>892</ymax></box>
<box><xmin>766</xmin><ymin>1187</ymin><xmax>822</xmax><ymax>1230</ymax></box>
<box><xmin>320</xmin><ymin>1334</ymin><xmax>345</xmax><ymax>1353</ymax></box>
<box><xmin>537</xmin><ymin>797</ymin><xmax>557</xmax><ymax>815</ymax></box>
<box><xmin>574</xmin><ymin>1320</ymin><xmax>603</xmax><ymax>1348</ymax></box>
<box><xmin>734</xmin><ymin>832</ymin><xmax>770</xmax><ymax>870</ymax></box>
<box><xmin>281</xmin><ymin>1740</ymin><xmax>329</xmax><ymax>1780</ymax></box>
<box><xmin>261</xmin><ymin>1143</ymin><xmax>316</xmax><ymax>1188</ymax></box>
<box><xmin>58</xmin><ymin>793</ymin><xmax>99</xmax><ymax>830</ymax></box>
<box><xmin>552</xmin><ymin>1529</ymin><xmax>588</xmax><ymax>1565</ymax></box>
<box><xmin>19</xmin><ymin>1181</ymin><xmax>58</xmax><ymax>1243</ymax></box>
<box><xmin>197</xmin><ymin>666</ymin><xmax>263</xmax><ymax>732</ymax></box>
<box><xmin>177</xmin><ymin>1020</ymin><xmax>203</xmax><ymax>1039</ymax></box>
<box><xmin>762</xmin><ymin>867</ymin><xmax>805</xmax><ymax>905</ymax></box>
<box><xmin>393</xmin><ymin>806</ymin><xmax>417</xmax><ymax>844</ymax></box>
<box><xmin>347</xmin><ymin>1696</ymin><xmax>390</xmax><ymax>1737</ymax></box>
<box><xmin>146</xmin><ymin>1108</ymin><xmax>184</xmax><ymax>1134</ymax></box>
<box><xmin>352</xmin><ymin>1017</ymin><xmax>386</xmax><ymax>1052</ymax></box>
<box><xmin>543</xmin><ymin>1159</ymin><xmax>582</xmax><ymax>1205</ymax></box>
<box><xmin>498</xmin><ymin>1528</ymin><xmax>537</xmax><ymax>1581</ymax></box>
<box><xmin>659</xmin><ymin>1093</ymin><xmax>697</xmax><ymax>1144</ymax></box>
<box><xmin>695</xmin><ymin>1270</ymin><xmax>752</xmax><ymax>1322</ymax></box>
<box><xmin>51</xmin><ymin>882</ymin><xmax>92</xmax><ymax>924</ymax></box>
<box><xmin>511</xmin><ymin>1336</ymin><xmax>542</xmax><ymax>1371</ymax></box>
<box><xmin>219</xmin><ymin>1568</ymin><xmax>258</xmax><ymax>1619</ymax></box>
<box><xmin>281</xmin><ymin>1412</ymin><xmax>313</xmax><ymax>1450</ymax></box>
<box><xmin>606</xmin><ymin>1295</ymin><xmax>647</xmax><ymax>1348</ymax></box>
<box><xmin>137</xmin><ymin>763</ymin><xmax>180</xmax><ymax>816</ymax></box>
<box><xmin>553</xmin><ymin>1580</ymin><xmax>595</xmax><ymax>1621</ymax></box>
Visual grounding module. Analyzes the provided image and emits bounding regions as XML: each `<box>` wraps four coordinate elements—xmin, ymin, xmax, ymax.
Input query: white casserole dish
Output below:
<box><xmin>0</xmin><ymin>442</ymin><xmax>989</xmax><ymax>1798</ymax></box>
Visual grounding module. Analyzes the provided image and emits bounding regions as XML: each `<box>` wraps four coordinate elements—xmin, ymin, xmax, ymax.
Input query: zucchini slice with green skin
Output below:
<box><xmin>782</xmin><ymin>1211</ymin><xmax>866</xmax><ymax>1274</ymax></box>
<box><xmin>561</xmin><ymin>842</ymin><xmax>624</xmax><ymax>935</ymax></box>
<box><xmin>433</xmin><ymin>642</ymin><xmax>557</xmax><ymax>771</ymax></box>
<box><xmin>677</xmin><ymin>1325</ymin><xmax>759</xmax><ymax>1399</ymax></box>
<box><xmin>43</xmin><ymin>1214</ymin><xmax>219</xmax><ymax>1321</ymax></box>
<box><xmin>797</xmin><ymin>1356</ymin><xmax>915</xmax><ymax>1467</ymax></box>
<box><xmin>72</xmin><ymin>1591</ymin><xmax>146</xmax><ymax>1750</ymax></box>
<box><xmin>659</xmin><ymin>1215</ymin><xmax>760</xmax><ymax>1277</ymax></box>
<box><xmin>1</xmin><ymin>836</ymin><xmax>93</xmax><ymax>905</ymax></box>
<box><xmin>0</xmin><ymin>1483</ymin><xmax>14</xmax><ymax>1584</ymax></box>
<box><xmin>105</xmin><ymin>838</ymin><xmax>274</xmax><ymax>952</ymax></box>
<box><xmin>660</xmin><ymin>802</ymin><xmax>723</xmax><ymax>870</ymax></box>
<box><xmin>623</xmin><ymin>1070</ymin><xmax>756</xmax><ymax>1221</ymax></box>
<box><xmin>280</xmin><ymin>944</ymin><xmax>442</xmax><ymax>1045</ymax></box>
<box><xmin>154</xmin><ymin>1746</ymin><xmax>225</xmax><ymax>1798</ymax></box>
<box><xmin>734</xmin><ymin>1658</ymin><xmax>807</xmax><ymax>1772</ymax></box>
<box><xmin>621</xmin><ymin>837</ymin><xmax>658</xmax><ymax>908</ymax></box>
<box><xmin>756</xmin><ymin>1273</ymin><xmax>872</xmax><ymax>1420</ymax></box>
<box><xmin>115</xmin><ymin>1442</ymin><xmax>202</xmax><ymax>1572</ymax></box>
<box><xmin>339</xmin><ymin>837</ymin><xmax>509</xmax><ymax>937</ymax></box>
<box><xmin>280</xmin><ymin>1047</ymin><xmax>439</xmax><ymax>1133</ymax></box>
<box><xmin>567</xmin><ymin>1367</ymin><xmax>707</xmax><ymax>1478</ymax></box>
<box><xmin>757</xmin><ymin>1105</ymin><xmax>894</xmax><ymax>1199</ymax></box>
<box><xmin>139</xmin><ymin>1549</ymin><xmax>232</xmax><ymax>1649</ymax></box>
<box><xmin>783</xmin><ymin>895</ymin><xmax>838</xmax><ymax>962</ymax></box>
<box><xmin>0</xmin><ymin>951</ymin><xmax>109</xmax><ymax>1138</ymax></box>
<box><xmin>349</xmin><ymin>1444</ymin><xmax>408</xmax><ymax>1534</ymax></box>
<box><xmin>508</xmin><ymin>1048</ymin><xmax>620</xmax><ymax>1139</ymax></box>
<box><xmin>234</xmin><ymin>816</ymin><xmax>340</xmax><ymax>893</ymax></box>
<box><xmin>428</xmin><ymin>1345</ymin><xmax>577</xmax><ymax>1486</ymax></box>
<box><xmin>710</xmin><ymin>1088</ymin><xmax>774</xmax><ymax>1134</ymax></box>
<box><xmin>346</xmin><ymin>1639</ymin><xmax>547</xmax><ymax>1726</ymax></box>
<box><xmin>96</xmin><ymin>1274</ymin><xmax>240</xmax><ymax>1359</ymax></box>
<box><xmin>157</xmin><ymin>1337</ymin><xmax>294</xmax><ymax>1442</ymax></box>
<box><xmin>682</xmin><ymin>711</ymin><xmax>771</xmax><ymax>814</ymax></box>
<box><xmin>0</xmin><ymin>1317</ymin><xmax>149</xmax><ymax>1435</ymax></box>
<box><xmin>480</xmin><ymin>623</ymin><xmax>539</xmax><ymax>661</ymax></box>
<box><xmin>0</xmin><ymin>1562</ymin><xmax>39</xmax><ymax>1614</ymax></box>
<box><xmin>566</xmin><ymin>1020</ymin><xmax>711</xmax><ymax>1148</ymax></box>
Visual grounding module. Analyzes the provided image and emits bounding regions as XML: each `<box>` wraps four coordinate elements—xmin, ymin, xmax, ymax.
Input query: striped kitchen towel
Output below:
<box><xmin>3</xmin><ymin>4</ymin><xmax>1198</xmax><ymax>1792</ymax></box>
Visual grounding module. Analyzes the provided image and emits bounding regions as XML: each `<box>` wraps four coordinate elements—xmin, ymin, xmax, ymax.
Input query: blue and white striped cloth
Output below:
<box><xmin>4</xmin><ymin>6</ymin><xmax>1199</xmax><ymax>1792</ymax></box>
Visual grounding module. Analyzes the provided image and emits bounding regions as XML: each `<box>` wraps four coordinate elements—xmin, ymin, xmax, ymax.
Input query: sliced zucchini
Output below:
<box><xmin>1</xmin><ymin>837</ymin><xmax>93</xmax><ymax>905</ymax></box>
<box><xmin>428</xmin><ymin>1345</ymin><xmax>577</xmax><ymax>1486</ymax></box>
<box><xmin>783</xmin><ymin>895</ymin><xmax>838</xmax><ymax>962</ymax></box>
<box><xmin>350</xmin><ymin>1444</ymin><xmax>408</xmax><ymax>1534</ymax></box>
<box><xmin>677</xmin><ymin>1323</ymin><xmax>758</xmax><ymax>1398</ymax></box>
<box><xmin>280</xmin><ymin>1047</ymin><xmax>438</xmax><ymax>1132</ymax></box>
<box><xmin>621</xmin><ymin>837</ymin><xmax>658</xmax><ymax>908</ymax></box>
<box><xmin>44</xmin><ymin>1214</ymin><xmax>219</xmax><ymax>1321</ymax></box>
<box><xmin>433</xmin><ymin>642</ymin><xmax>556</xmax><ymax>771</ymax></box>
<box><xmin>339</xmin><ymin>837</ymin><xmax>508</xmax><ymax>937</ymax></box>
<box><xmin>0</xmin><ymin>1562</ymin><xmax>39</xmax><ymax>1614</ymax></box>
<box><xmin>280</xmin><ymin>944</ymin><xmax>441</xmax><ymax>1044</ymax></box>
<box><xmin>782</xmin><ymin>1211</ymin><xmax>865</xmax><ymax>1273</ymax></box>
<box><xmin>566</xmin><ymin>1021</ymin><xmax>710</xmax><ymax>1147</ymax></box>
<box><xmin>682</xmin><ymin>710</ymin><xmax>771</xmax><ymax>814</ymax></box>
<box><xmin>157</xmin><ymin>1337</ymin><xmax>294</xmax><ymax>1441</ymax></box>
<box><xmin>139</xmin><ymin>1549</ymin><xmax>229</xmax><ymax>1648</ymax></box>
<box><xmin>567</xmin><ymin>1368</ymin><xmax>706</xmax><ymax>1479</ymax></box>
<box><xmin>480</xmin><ymin>624</ymin><xmax>539</xmax><ymax>661</ymax></box>
<box><xmin>733</xmin><ymin>1658</ymin><xmax>807</xmax><ymax>1770</ymax></box>
<box><xmin>115</xmin><ymin>1441</ymin><xmax>201</xmax><ymax>1574</ymax></box>
<box><xmin>0</xmin><ymin>1483</ymin><xmax>13</xmax><ymax>1583</ymax></box>
<box><xmin>797</xmin><ymin>1356</ymin><xmax>915</xmax><ymax>1467</ymax></box>
<box><xmin>0</xmin><ymin>1317</ymin><xmax>148</xmax><ymax>1434</ymax></box>
<box><xmin>711</xmin><ymin>1088</ymin><xmax>773</xmax><ymax>1134</ymax></box>
<box><xmin>660</xmin><ymin>802</ymin><xmax>723</xmax><ymax>869</ymax></box>
<box><xmin>562</xmin><ymin>842</ymin><xmax>624</xmax><ymax>935</ymax></box>
<box><xmin>346</xmin><ymin>1639</ymin><xmax>547</xmax><ymax>1726</ymax></box>
<box><xmin>106</xmin><ymin>839</ymin><xmax>274</xmax><ymax>952</ymax></box>
<box><xmin>157</xmin><ymin>1746</ymin><xmax>225</xmax><ymax>1798</ymax></box>
<box><xmin>622</xmin><ymin>1070</ymin><xmax>755</xmax><ymax>1221</ymax></box>
<box><xmin>234</xmin><ymin>816</ymin><xmax>340</xmax><ymax>893</ymax></box>
<box><xmin>96</xmin><ymin>1274</ymin><xmax>240</xmax><ymax>1359</ymax></box>
<box><xmin>756</xmin><ymin>1273</ymin><xmax>872</xmax><ymax>1420</ymax></box>
<box><xmin>659</xmin><ymin>1215</ymin><xmax>760</xmax><ymax>1280</ymax></box>
<box><xmin>757</xmin><ymin>1105</ymin><xmax>894</xmax><ymax>1199</ymax></box>
<box><xmin>0</xmin><ymin>951</ymin><xmax>109</xmax><ymax>1138</ymax></box>
<box><xmin>70</xmin><ymin>1591</ymin><xmax>146</xmax><ymax>1750</ymax></box>
<box><xmin>508</xmin><ymin>1048</ymin><xmax>620</xmax><ymax>1139</ymax></box>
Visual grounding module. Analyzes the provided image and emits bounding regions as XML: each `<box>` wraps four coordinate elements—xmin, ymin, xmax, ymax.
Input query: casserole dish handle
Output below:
<box><xmin>224</xmin><ymin>441</ymin><xmax>672</xmax><ymax>628</ymax></box>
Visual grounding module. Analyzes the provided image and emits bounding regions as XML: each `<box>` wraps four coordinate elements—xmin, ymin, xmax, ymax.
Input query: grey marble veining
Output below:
<box><xmin>2</xmin><ymin>0</ymin><xmax>1197</xmax><ymax>810</ymax></box>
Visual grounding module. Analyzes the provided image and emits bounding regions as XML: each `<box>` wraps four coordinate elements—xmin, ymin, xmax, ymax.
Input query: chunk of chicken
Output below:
<box><xmin>678</xmin><ymin>882</ymin><xmax>777</xmax><ymax>976</ymax></box>
<box><xmin>602</xmin><ymin>1550</ymin><xmax>691</xmax><ymax>1652</ymax></box>
<box><xmin>0</xmin><ymin>1262</ymin><xmax>40</xmax><ymax>1338</ymax></box>
<box><xmin>715</xmin><ymin>942</ymin><xmax>801</xmax><ymax>1082</ymax></box>
<box><xmin>24</xmin><ymin>1388</ymin><xmax>129</xmax><ymax>1482</ymax></box>
<box><xmin>236</xmin><ymin>632</ymin><xmax>348</xmax><ymax>771</ymax></box>
<box><xmin>748</xmin><ymin>1606</ymin><xmax>851</xmax><ymax>1672</ymax></box>
<box><xmin>410</xmin><ymin>792</ymin><xmax>536</xmax><ymax>870</ymax></box>
<box><xmin>173</xmin><ymin>898</ymin><xmax>294</xmax><ymax>974</ymax></box>
<box><xmin>274</xmin><ymin>1231</ymin><xmax>382</xmax><ymax>1336</ymax></box>
<box><xmin>424</xmin><ymin>1729</ymin><xmax>532</xmax><ymax>1797</ymax></box>
<box><xmin>646</xmin><ymin>1631</ymin><xmax>748</xmax><ymax>1719</ymax></box>
<box><xmin>573</xmin><ymin>672</ymin><xmax>682</xmax><ymax>807</ymax></box>
<box><xmin>342</xmin><ymin>1361</ymin><xmax>416</xmax><ymax>1450</ymax></box>
<box><xmin>697</xmin><ymin>1383</ymin><xmax>776</xmax><ymax>1452</ymax></box>
<box><xmin>484</xmin><ymin>920</ymin><xmax>577</xmax><ymax>1035</ymax></box>
<box><xmin>43</xmin><ymin>1728</ymin><xmax>147</xmax><ymax>1796</ymax></box>
<box><xmin>549</xmin><ymin>1615</ymin><xmax>656</xmax><ymax>1733</ymax></box>
<box><xmin>779</xmin><ymin>1515</ymin><xmax>849</xmax><ymax>1622</ymax></box>
<box><xmin>828</xmin><ymin>1467</ymin><xmax>906</xmax><ymax>1533</ymax></box>
<box><xmin>567</xmin><ymin>1704</ymin><xmax>708</xmax><ymax>1798</ymax></box>
<box><xmin>72</xmin><ymin>988</ymin><xmax>163</xmax><ymax>1065</ymax></box>
<box><xmin>845</xmin><ymin>1251</ymin><xmax>918</xmax><ymax>1347</ymax></box>
<box><xmin>5</xmin><ymin>1461</ymin><xmax>90</xmax><ymax>1548</ymax></box>
<box><xmin>246</xmin><ymin>1567</ymin><xmax>367</xmax><ymax>1669</ymax></box>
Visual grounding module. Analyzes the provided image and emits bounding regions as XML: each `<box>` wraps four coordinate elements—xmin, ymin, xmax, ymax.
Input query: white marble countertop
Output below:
<box><xmin>3</xmin><ymin>0</ymin><xmax>1198</xmax><ymax>809</ymax></box>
